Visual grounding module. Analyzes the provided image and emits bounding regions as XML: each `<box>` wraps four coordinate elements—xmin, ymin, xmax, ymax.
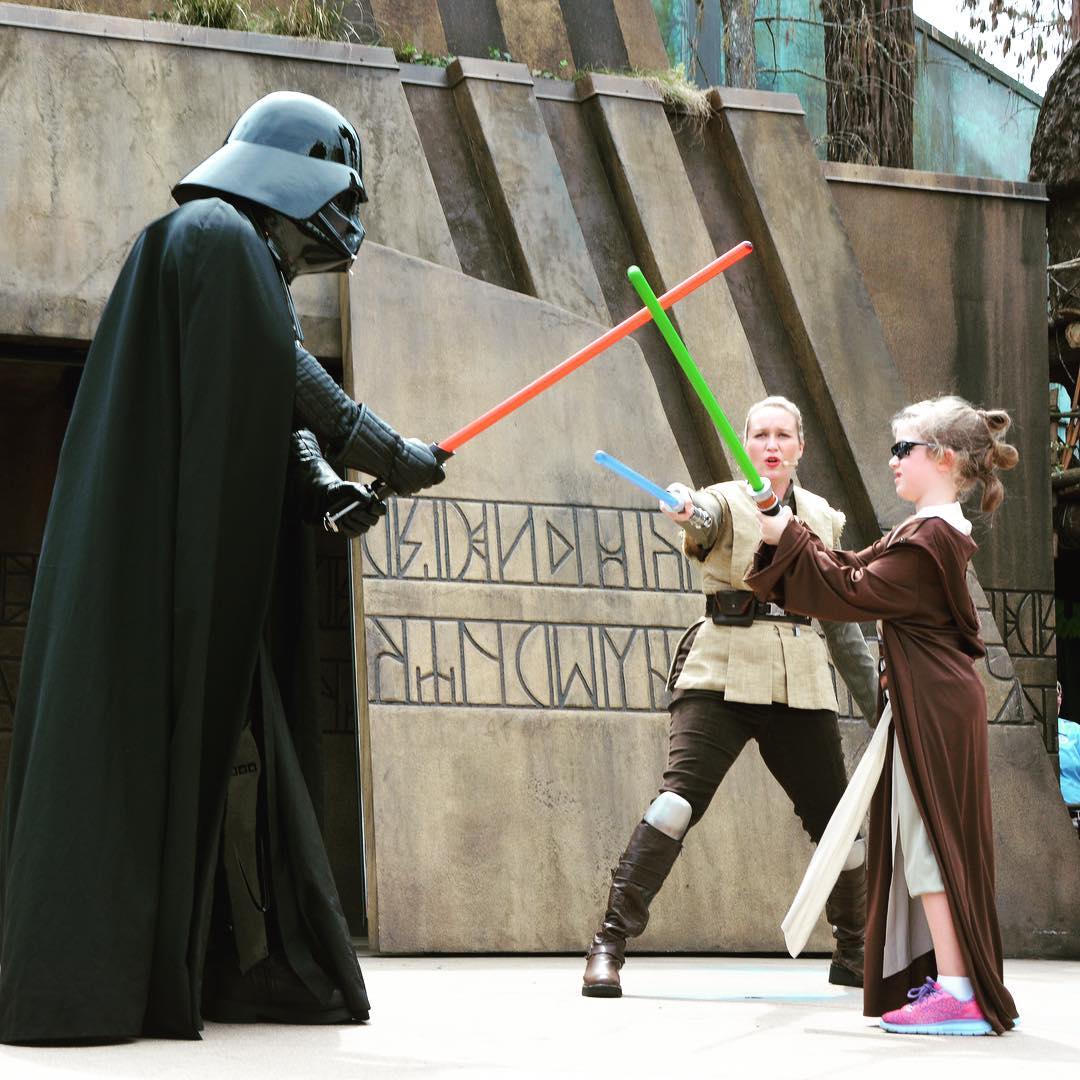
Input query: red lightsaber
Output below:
<box><xmin>438</xmin><ymin>240</ymin><xmax>753</xmax><ymax>454</ymax></box>
<box><xmin>327</xmin><ymin>240</ymin><xmax>753</xmax><ymax>527</ymax></box>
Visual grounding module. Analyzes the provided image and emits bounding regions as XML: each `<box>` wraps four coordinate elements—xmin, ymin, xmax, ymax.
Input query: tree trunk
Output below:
<box><xmin>720</xmin><ymin>0</ymin><xmax>758</xmax><ymax>89</ymax></box>
<box><xmin>820</xmin><ymin>0</ymin><xmax>915</xmax><ymax>167</ymax></box>
<box><xmin>1031</xmin><ymin>39</ymin><xmax>1080</xmax><ymax>325</ymax></box>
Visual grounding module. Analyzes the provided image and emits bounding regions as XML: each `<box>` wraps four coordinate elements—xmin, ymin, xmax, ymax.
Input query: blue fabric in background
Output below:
<box><xmin>1059</xmin><ymin>717</ymin><xmax>1080</xmax><ymax>805</ymax></box>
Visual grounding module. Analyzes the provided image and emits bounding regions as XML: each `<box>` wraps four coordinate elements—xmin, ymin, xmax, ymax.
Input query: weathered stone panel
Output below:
<box><xmin>447</xmin><ymin>58</ymin><xmax>609</xmax><ymax>323</ymax></box>
<box><xmin>0</xmin><ymin>12</ymin><xmax>456</xmax><ymax>354</ymax></box>
<box><xmin>827</xmin><ymin>166</ymin><xmax>1057</xmax><ymax>741</ymax></box>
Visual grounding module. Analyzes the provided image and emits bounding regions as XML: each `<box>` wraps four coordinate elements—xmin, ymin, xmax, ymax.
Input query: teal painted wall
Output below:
<box><xmin>653</xmin><ymin>0</ymin><xmax>1041</xmax><ymax>181</ymax></box>
<box><xmin>913</xmin><ymin>23</ymin><xmax>1040</xmax><ymax>180</ymax></box>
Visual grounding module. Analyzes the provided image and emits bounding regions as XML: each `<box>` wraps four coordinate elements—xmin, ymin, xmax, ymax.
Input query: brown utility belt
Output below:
<box><xmin>705</xmin><ymin>590</ymin><xmax>812</xmax><ymax>627</ymax></box>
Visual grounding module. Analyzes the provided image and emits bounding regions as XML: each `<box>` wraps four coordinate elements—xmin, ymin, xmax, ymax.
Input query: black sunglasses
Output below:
<box><xmin>890</xmin><ymin>440</ymin><xmax>934</xmax><ymax>460</ymax></box>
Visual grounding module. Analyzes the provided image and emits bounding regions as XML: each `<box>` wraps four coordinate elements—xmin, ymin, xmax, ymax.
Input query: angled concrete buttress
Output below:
<box><xmin>710</xmin><ymin>87</ymin><xmax>910</xmax><ymax>535</ymax></box>
<box><xmin>447</xmin><ymin>57</ymin><xmax>609</xmax><ymax>324</ymax></box>
<box><xmin>367</xmin><ymin>0</ymin><xmax>449</xmax><ymax>55</ymax></box>
<box><xmin>494</xmin><ymin>0</ymin><xmax>576</xmax><ymax>75</ymax></box>
<box><xmin>610</xmin><ymin>0</ymin><xmax>671</xmax><ymax>70</ymax></box>
<box><xmin>579</xmin><ymin>74</ymin><xmax>768</xmax><ymax>488</ymax></box>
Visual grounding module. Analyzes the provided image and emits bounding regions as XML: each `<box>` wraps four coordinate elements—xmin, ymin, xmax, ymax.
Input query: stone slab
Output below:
<box><xmin>0</xmin><ymin>15</ymin><xmax>457</xmax><ymax>353</ymax></box>
<box><xmin>611</xmin><ymin>0</ymin><xmax>670</xmax><ymax>71</ymax></box>
<box><xmin>989</xmin><ymin>724</ymin><xmax>1080</xmax><ymax>958</ymax></box>
<box><xmin>368</xmin><ymin>0</ymin><xmax>448</xmax><ymax>55</ymax></box>
<box><xmin>495</xmin><ymin>0</ymin><xmax>574</xmax><ymax>75</ymax></box>
<box><xmin>366</xmin><ymin>707</ymin><xmax>852</xmax><ymax>953</ymax></box>
<box><xmin>537</xmin><ymin>96</ymin><xmax>712</xmax><ymax>483</ymax></box>
<box><xmin>403</xmin><ymin>82</ymin><xmax>519</xmax><ymax>289</ymax></box>
<box><xmin>671</xmin><ymin>114</ymin><xmax>869</xmax><ymax>545</ymax></box>
<box><xmin>711</xmin><ymin>87</ymin><xmax>910</xmax><ymax>535</ymax></box>
<box><xmin>435</xmin><ymin>0</ymin><xmax>506</xmax><ymax>57</ymax></box>
<box><xmin>826</xmin><ymin>173</ymin><xmax>1053</xmax><ymax>592</ymax></box>
<box><xmin>448</xmin><ymin>58</ymin><xmax>609</xmax><ymax>323</ymax></box>
<box><xmin>557</xmin><ymin>0</ymin><xmax>628</xmax><ymax>71</ymax></box>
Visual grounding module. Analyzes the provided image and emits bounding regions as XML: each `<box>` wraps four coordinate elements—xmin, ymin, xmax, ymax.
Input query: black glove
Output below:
<box><xmin>293</xmin><ymin>345</ymin><xmax>444</xmax><ymax>496</ymax></box>
<box><xmin>321</xmin><ymin>480</ymin><xmax>387</xmax><ymax>538</ymax></box>
<box><xmin>287</xmin><ymin>429</ymin><xmax>387</xmax><ymax>538</ymax></box>
<box><xmin>386</xmin><ymin>434</ymin><xmax>446</xmax><ymax>497</ymax></box>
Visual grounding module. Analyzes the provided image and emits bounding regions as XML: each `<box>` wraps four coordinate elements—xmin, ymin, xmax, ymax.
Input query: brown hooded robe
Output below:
<box><xmin>746</xmin><ymin>515</ymin><xmax>1016</xmax><ymax>1034</ymax></box>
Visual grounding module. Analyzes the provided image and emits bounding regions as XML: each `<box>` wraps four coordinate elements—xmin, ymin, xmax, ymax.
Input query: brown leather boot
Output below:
<box><xmin>582</xmin><ymin>821</ymin><xmax>682</xmax><ymax>998</ymax></box>
<box><xmin>826</xmin><ymin>865</ymin><xmax>866</xmax><ymax>987</ymax></box>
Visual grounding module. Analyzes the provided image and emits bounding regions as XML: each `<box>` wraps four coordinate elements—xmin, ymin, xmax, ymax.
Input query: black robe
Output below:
<box><xmin>0</xmin><ymin>197</ymin><xmax>368</xmax><ymax>1041</ymax></box>
<box><xmin>747</xmin><ymin>516</ymin><xmax>1016</xmax><ymax>1034</ymax></box>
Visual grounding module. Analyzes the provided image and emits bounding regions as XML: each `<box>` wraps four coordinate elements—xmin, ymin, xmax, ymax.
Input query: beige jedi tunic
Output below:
<box><xmin>671</xmin><ymin>481</ymin><xmax>876</xmax><ymax>721</ymax></box>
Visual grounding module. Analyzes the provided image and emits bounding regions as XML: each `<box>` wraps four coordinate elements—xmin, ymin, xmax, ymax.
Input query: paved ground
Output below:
<box><xmin>1</xmin><ymin>956</ymin><xmax>1077</xmax><ymax>1079</ymax></box>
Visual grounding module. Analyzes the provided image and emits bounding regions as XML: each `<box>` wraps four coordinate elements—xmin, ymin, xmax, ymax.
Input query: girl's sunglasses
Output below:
<box><xmin>890</xmin><ymin>440</ymin><xmax>934</xmax><ymax>459</ymax></box>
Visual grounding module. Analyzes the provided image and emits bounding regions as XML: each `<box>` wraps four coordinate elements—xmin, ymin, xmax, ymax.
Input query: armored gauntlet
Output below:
<box><xmin>294</xmin><ymin>345</ymin><xmax>445</xmax><ymax>496</ymax></box>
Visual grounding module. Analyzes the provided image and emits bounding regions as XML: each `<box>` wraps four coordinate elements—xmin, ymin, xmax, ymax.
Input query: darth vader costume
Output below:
<box><xmin>0</xmin><ymin>92</ymin><xmax>443</xmax><ymax>1042</ymax></box>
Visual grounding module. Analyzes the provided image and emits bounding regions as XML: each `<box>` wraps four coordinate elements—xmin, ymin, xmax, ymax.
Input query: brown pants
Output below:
<box><xmin>660</xmin><ymin>692</ymin><xmax>850</xmax><ymax>839</ymax></box>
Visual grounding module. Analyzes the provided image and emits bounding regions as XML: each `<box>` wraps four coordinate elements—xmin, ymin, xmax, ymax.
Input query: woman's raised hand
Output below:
<box><xmin>661</xmin><ymin>482</ymin><xmax>695</xmax><ymax>522</ymax></box>
<box><xmin>756</xmin><ymin>505</ymin><xmax>793</xmax><ymax>545</ymax></box>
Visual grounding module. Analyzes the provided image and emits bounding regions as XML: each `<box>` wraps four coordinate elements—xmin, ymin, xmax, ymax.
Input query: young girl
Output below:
<box><xmin>748</xmin><ymin>395</ymin><xmax>1019</xmax><ymax>1036</ymax></box>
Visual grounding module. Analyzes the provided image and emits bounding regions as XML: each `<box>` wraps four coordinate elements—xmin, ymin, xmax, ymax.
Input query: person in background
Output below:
<box><xmin>1057</xmin><ymin>681</ymin><xmax>1080</xmax><ymax>831</ymax></box>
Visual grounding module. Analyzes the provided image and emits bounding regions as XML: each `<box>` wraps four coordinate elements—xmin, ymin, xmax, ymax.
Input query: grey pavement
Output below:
<box><xmin>0</xmin><ymin>956</ymin><xmax>1076</xmax><ymax>1079</ymax></box>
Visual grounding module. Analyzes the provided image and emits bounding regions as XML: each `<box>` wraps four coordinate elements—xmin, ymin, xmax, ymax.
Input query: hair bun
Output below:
<box><xmin>977</xmin><ymin>408</ymin><xmax>1012</xmax><ymax>438</ymax></box>
<box><xmin>992</xmin><ymin>441</ymin><xmax>1019</xmax><ymax>471</ymax></box>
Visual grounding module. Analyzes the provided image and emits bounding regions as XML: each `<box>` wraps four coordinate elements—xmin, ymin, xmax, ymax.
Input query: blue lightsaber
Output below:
<box><xmin>593</xmin><ymin>451</ymin><xmax>713</xmax><ymax>530</ymax></box>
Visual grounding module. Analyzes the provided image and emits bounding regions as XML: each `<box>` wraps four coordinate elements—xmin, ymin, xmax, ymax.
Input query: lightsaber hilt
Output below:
<box><xmin>749</xmin><ymin>476</ymin><xmax>780</xmax><ymax>515</ymax></box>
<box><xmin>323</xmin><ymin>443</ymin><xmax>452</xmax><ymax>532</ymax></box>
<box><xmin>593</xmin><ymin>451</ymin><xmax>714</xmax><ymax>530</ymax></box>
<box><xmin>686</xmin><ymin>503</ymin><xmax>713</xmax><ymax>529</ymax></box>
<box><xmin>625</xmin><ymin>265</ymin><xmax>781</xmax><ymax>517</ymax></box>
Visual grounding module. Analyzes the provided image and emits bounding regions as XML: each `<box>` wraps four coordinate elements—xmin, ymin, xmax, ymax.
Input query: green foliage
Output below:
<box><xmin>531</xmin><ymin>58</ymin><xmax>570</xmax><ymax>80</ymax></box>
<box><xmin>577</xmin><ymin>60</ymin><xmax>712</xmax><ymax>125</ymax></box>
<box><xmin>487</xmin><ymin>45</ymin><xmax>514</xmax><ymax>63</ymax></box>
<box><xmin>150</xmin><ymin>0</ymin><xmax>357</xmax><ymax>41</ymax></box>
<box><xmin>395</xmin><ymin>42</ymin><xmax>455</xmax><ymax>67</ymax></box>
<box><xmin>643</xmin><ymin>61</ymin><xmax>711</xmax><ymax>118</ymax></box>
<box><xmin>262</xmin><ymin>0</ymin><xmax>353</xmax><ymax>41</ymax></box>
<box><xmin>150</xmin><ymin>0</ymin><xmax>251</xmax><ymax>31</ymax></box>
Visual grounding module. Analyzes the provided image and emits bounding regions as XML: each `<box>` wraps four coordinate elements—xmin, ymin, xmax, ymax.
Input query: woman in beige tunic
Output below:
<box><xmin>581</xmin><ymin>396</ymin><xmax>879</xmax><ymax>998</ymax></box>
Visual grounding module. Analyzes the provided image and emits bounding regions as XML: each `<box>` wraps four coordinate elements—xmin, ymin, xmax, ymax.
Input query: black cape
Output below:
<box><xmin>0</xmin><ymin>198</ymin><xmax>368</xmax><ymax>1041</ymax></box>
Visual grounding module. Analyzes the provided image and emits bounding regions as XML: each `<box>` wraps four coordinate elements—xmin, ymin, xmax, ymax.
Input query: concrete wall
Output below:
<box><xmin>0</xmin><ymin>2</ymin><xmax>457</xmax><ymax>357</ymax></box>
<box><xmin>1</xmin><ymin>7</ymin><xmax>1075</xmax><ymax>956</ymax></box>
<box><xmin>826</xmin><ymin>164</ymin><xmax>1058</xmax><ymax>737</ymax></box>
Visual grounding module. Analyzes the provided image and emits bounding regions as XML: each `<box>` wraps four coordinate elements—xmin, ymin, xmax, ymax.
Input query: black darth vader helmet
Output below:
<box><xmin>173</xmin><ymin>91</ymin><xmax>367</xmax><ymax>279</ymax></box>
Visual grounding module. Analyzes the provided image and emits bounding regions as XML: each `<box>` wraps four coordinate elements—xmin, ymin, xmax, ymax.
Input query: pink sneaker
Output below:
<box><xmin>880</xmin><ymin>978</ymin><xmax>992</xmax><ymax>1035</ymax></box>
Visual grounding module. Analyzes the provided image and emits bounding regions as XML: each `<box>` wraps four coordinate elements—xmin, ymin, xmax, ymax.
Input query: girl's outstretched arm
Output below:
<box><xmin>746</xmin><ymin>519</ymin><xmax>924</xmax><ymax>623</ymax></box>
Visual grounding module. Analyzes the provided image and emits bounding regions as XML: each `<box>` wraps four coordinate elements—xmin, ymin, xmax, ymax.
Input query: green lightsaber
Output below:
<box><xmin>627</xmin><ymin>265</ymin><xmax>781</xmax><ymax>515</ymax></box>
